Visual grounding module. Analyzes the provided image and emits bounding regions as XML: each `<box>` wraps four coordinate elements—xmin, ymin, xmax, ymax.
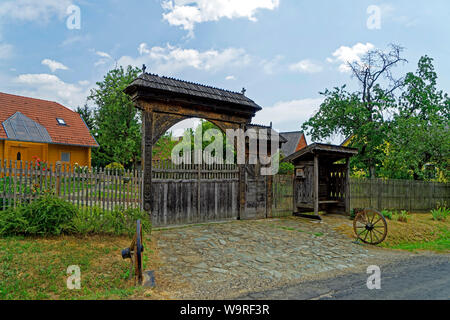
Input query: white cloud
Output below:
<box><xmin>289</xmin><ymin>59</ymin><xmax>323</xmax><ymax>74</ymax></box>
<box><xmin>162</xmin><ymin>0</ymin><xmax>280</xmax><ymax>35</ymax></box>
<box><xmin>0</xmin><ymin>43</ymin><xmax>13</xmax><ymax>59</ymax></box>
<box><xmin>225</xmin><ymin>75</ymin><xmax>236</xmax><ymax>80</ymax></box>
<box><xmin>0</xmin><ymin>0</ymin><xmax>72</xmax><ymax>22</ymax></box>
<box><xmin>13</xmin><ymin>73</ymin><xmax>87</xmax><ymax>109</ymax></box>
<box><xmin>78</xmin><ymin>80</ymin><xmax>89</xmax><ymax>86</ymax></box>
<box><xmin>94</xmin><ymin>51</ymin><xmax>113</xmax><ymax>66</ymax></box>
<box><xmin>253</xmin><ymin>98</ymin><xmax>324</xmax><ymax>132</ymax></box>
<box><xmin>328</xmin><ymin>42</ymin><xmax>375</xmax><ymax>72</ymax></box>
<box><xmin>41</xmin><ymin>59</ymin><xmax>69</xmax><ymax>72</ymax></box>
<box><xmin>260</xmin><ymin>55</ymin><xmax>283</xmax><ymax>75</ymax></box>
<box><xmin>118</xmin><ymin>43</ymin><xmax>250</xmax><ymax>75</ymax></box>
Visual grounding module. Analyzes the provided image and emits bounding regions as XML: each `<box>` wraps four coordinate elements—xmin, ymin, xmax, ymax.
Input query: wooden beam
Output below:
<box><xmin>314</xmin><ymin>153</ymin><xmax>319</xmax><ymax>216</ymax></box>
<box><xmin>345</xmin><ymin>157</ymin><xmax>350</xmax><ymax>215</ymax></box>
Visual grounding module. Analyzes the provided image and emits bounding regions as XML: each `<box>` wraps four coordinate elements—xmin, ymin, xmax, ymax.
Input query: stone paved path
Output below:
<box><xmin>151</xmin><ymin>216</ymin><xmax>410</xmax><ymax>299</ymax></box>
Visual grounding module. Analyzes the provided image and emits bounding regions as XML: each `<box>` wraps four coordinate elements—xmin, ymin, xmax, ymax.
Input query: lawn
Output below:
<box><xmin>333</xmin><ymin>213</ymin><xmax>450</xmax><ymax>253</ymax></box>
<box><xmin>0</xmin><ymin>235</ymin><xmax>159</xmax><ymax>300</ymax></box>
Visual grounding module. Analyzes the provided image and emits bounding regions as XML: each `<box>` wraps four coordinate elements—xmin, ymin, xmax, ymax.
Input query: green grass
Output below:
<box><xmin>387</xmin><ymin>228</ymin><xmax>450</xmax><ymax>253</ymax></box>
<box><xmin>0</xmin><ymin>235</ymin><xmax>152</xmax><ymax>300</ymax></box>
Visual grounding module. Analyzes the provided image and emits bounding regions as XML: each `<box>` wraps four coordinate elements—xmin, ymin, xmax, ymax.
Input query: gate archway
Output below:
<box><xmin>125</xmin><ymin>71</ymin><xmax>274</xmax><ymax>225</ymax></box>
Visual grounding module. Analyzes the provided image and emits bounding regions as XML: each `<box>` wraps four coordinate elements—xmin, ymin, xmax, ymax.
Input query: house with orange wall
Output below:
<box><xmin>0</xmin><ymin>92</ymin><xmax>98</xmax><ymax>167</ymax></box>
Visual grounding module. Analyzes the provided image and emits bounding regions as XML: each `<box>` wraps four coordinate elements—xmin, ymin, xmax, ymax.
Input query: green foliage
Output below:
<box><xmin>0</xmin><ymin>206</ymin><xmax>29</xmax><ymax>236</ymax></box>
<box><xmin>278</xmin><ymin>162</ymin><xmax>294</xmax><ymax>175</ymax></box>
<box><xmin>22</xmin><ymin>195</ymin><xmax>77</xmax><ymax>235</ymax></box>
<box><xmin>393</xmin><ymin>210</ymin><xmax>410</xmax><ymax>223</ymax></box>
<box><xmin>71</xmin><ymin>206</ymin><xmax>151</xmax><ymax>236</ymax></box>
<box><xmin>381</xmin><ymin>210</ymin><xmax>393</xmax><ymax>220</ymax></box>
<box><xmin>382</xmin><ymin>56</ymin><xmax>450</xmax><ymax>181</ymax></box>
<box><xmin>105</xmin><ymin>162</ymin><xmax>125</xmax><ymax>175</ymax></box>
<box><xmin>302</xmin><ymin>46</ymin><xmax>449</xmax><ymax>181</ymax></box>
<box><xmin>0</xmin><ymin>196</ymin><xmax>151</xmax><ymax>237</ymax></box>
<box><xmin>431</xmin><ymin>205</ymin><xmax>449</xmax><ymax>222</ymax></box>
<box><xmin>88</xmin><ymin>66</ymin><xmax>142</xmax><ymax>168</ymax></box>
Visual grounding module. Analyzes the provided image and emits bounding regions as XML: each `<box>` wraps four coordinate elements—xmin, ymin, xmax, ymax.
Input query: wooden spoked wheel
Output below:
<box><xmin>353</xmin><ymin>209</ymin><xmax>388</xmax><ymax>245</ymax></box>
<box><xmin>134</xmin><ymin>220</ymin><xmax>144</xmax><ymax>285</ymax></box>
<box><xmin>121</xmin><ymin>220</ymin><xmax>144</xmax><ymax>286</ymax></box>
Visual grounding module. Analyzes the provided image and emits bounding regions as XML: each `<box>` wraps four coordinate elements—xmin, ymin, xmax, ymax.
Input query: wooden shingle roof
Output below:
<box><xmin>125</xmin><ymin>73</ymin><xmax>262</xmax><ymax>111</ymax></box>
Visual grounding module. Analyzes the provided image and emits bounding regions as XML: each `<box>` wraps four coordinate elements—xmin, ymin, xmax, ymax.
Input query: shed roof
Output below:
<box><xmin>283</xmin><ymin>143</ymin><xmax>358</xmax><ymax>163</ymax></box>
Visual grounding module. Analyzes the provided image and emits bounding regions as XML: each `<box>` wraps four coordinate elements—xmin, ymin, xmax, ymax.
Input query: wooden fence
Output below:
<box><xmin>350</xmin><ymin>178</ymin><xmax>450</xmax><ymax>212</ymax></box>
<box><xmin>2</xmin><ymin>159</ymin><xmax>448</xmax><ymax>218</ymax></box>
<box><xmin>271</xmin><ymin>175</ymin><xmax>449</xmax><ymax>214</ymax></box>
<box><xmin>0</xmin><ymin>160</ymin><xmax>143</xmax><ymax>211</ymax></box>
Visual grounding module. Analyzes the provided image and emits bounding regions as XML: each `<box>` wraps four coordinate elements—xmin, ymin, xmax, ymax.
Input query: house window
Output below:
<box><xmin>61</xmin><ymin>152</ymin><xmax>71</xmax><ymax>162</ymax></box>
<box><xmin>56</xmin><ymin>118</ymin><xmax>66</xmax><ymax>126</ymax></box>
<box><xmin>17</xmin><ymin>152</ymin><xmax>21</xmax><ymax>161</ymax></box>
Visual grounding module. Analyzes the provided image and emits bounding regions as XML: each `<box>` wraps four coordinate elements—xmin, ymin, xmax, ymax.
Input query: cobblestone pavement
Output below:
<box><xmin>151</xmin><ymin>216</ymin><xmax>413</xmax><ymax>299</ymax></box>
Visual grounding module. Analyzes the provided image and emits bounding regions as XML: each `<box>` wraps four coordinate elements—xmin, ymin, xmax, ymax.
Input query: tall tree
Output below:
<box><xmin>76</xmin><ymin>104</ymin><xmax>95</xmax><ymax>132</ymax></box>
<box><xmin>383</xmin><ymin>56</ymin><xmax>450</xmax><ymax>181</ymax></box>
<box><xmin>302</xmin><ymin>44</ymin><xmax>407</xmax><ymax>177</ymax></box>
<box><xmin>88</xmin><ymin>66</ymin><xmax>142</xmax><ymax>168</ymax></box>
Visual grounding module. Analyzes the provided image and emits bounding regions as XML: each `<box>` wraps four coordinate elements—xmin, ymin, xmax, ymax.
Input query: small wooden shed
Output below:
<box><xmin>283</xmin><ymin>143</ymin><xmax>358</xmax><ymax>217</ymax></box>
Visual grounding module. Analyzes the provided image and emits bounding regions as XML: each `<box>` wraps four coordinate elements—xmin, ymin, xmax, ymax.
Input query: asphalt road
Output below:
<box><xmin>240</xmin><ymin>255</ymin><xmax>450</xmax><ymax>300</ymax></box>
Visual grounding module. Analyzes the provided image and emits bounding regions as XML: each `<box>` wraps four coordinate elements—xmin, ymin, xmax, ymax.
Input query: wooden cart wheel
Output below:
<box><xmin>353</xmin><ymin>209</ymin><xmax>387</xmax><ymax>245</ymax></box>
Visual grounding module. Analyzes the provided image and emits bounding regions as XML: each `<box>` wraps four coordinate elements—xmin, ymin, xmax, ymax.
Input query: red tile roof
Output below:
<box><xmin>0</xmin><ymin>92</ymin><xmax>98</xmax><ymax>148</ymax></box>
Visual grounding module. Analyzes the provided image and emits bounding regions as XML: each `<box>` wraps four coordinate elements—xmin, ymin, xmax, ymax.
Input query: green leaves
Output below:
<box><xmin>86</xmin><ymin>65</ymin><xmax>142</xmax><ymax>168</ymax></box>
<box><xmin>302</xmin><ymin>46</ymin><xmax>449</xmax><ymax>181</ymax></box>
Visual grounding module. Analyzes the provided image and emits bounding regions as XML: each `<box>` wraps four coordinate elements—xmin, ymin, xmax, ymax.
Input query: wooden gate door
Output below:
<box><xmin>243</xmin><ymin>165</ymin><xmax>267</xmax><ymax>220</ymax></box>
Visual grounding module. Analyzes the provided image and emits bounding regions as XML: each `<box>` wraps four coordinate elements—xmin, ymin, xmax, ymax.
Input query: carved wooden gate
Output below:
<box><xmin>243</xmin><ymin>165</ymin><xmax>268</xmax><ymax>220</ymax></box>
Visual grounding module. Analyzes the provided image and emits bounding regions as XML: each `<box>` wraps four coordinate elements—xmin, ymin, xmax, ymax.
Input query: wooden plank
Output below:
<box><xmin>313</xmin><ymin>154</ymin><xmax>319</xmax><ymax>215</ymax></box>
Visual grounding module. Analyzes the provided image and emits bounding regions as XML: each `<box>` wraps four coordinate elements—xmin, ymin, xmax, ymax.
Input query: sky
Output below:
<box><xmin>1</xmin><ymin>0</ymin><xmax>449</xmax><ymax>142</ymax></box>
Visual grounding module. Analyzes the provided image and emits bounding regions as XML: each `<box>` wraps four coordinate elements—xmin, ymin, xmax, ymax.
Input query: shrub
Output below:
<box><xmin>431</xmin><ymin>206</ymin><xmax>448</xmax><ymax>221</ymax></box>
<box><xmin>23</xmin><ymin>195</ymin><xmax>77</xmax><ymax>235</ymax></box>
<box><xmin>278</xmin><ymin>162</ymin><xmax>294</xmax><ymax>175</ymax></box>
<box><xmin>393</xmin><ymin>210</ymin><xmax>409</xmax><ymax>223</ymax></box>
<box><xmin>0</xmin><ymin>206</ymin><xmax>29</xmax><ymax>236</ymax></box>
<box><xmin>105</xmin><ymin>162</ymin><xmax>125</xmax><ymax>176</ymax></box>
<box><xmin>381</xmin><ymin>210</ymin><xmax>393</xmax><ymax>220</ymax></box>
<box><xmin>71</xmin><ymin>206</ymin><xmax>151</xmax><ymax>236</ymax></box>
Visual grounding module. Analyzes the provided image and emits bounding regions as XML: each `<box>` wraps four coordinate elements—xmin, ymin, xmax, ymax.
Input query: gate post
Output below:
<box><xmin>141</xmin><ymin>110</ymin><xmax>153</xmax><ymax>215</ymax></box>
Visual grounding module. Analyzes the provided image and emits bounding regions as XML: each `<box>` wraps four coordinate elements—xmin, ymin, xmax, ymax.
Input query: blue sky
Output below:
<box><xmin>1</xmin><ymin>0</ymin><xmax>449</xmax><ymax>141</ymax></box>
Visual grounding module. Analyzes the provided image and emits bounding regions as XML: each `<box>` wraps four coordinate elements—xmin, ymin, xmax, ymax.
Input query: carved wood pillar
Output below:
<box><xmin>142</xmin><ymin>110</ymin><xmax>153</xmax><ymax>214</ymax></box>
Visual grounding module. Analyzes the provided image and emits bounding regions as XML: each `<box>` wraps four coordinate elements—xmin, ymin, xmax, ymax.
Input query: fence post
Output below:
<box><xmin>55</xmin><ymin>161</ymin><xmax>62</xmax><ymax>197</ymax></box>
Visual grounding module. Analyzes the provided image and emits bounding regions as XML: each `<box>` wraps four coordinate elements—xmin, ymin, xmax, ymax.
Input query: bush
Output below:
<box><xmin>23</xmin><ymin>195</ymin><xmax>77</xmax><ymax>235</ymax></box>
<box><xmin>71</xmin><ymin>206</ymin><xmax>151</xmax><ymax>236</ymax></box>
<box><xmin>0</xmin><ymin>206</ymin><xmax>29</xmax><ymax>236</ymax></box>
<box><xmin>431</xmin><ymin>206</ymin><xmax>448</xmax><ymax>221</ymax></box>
<box><xmin>393</xmin><ymin>210</ymin><xmax>409</xmax><ymax>223</ymax></box>
<box><xmin>381</xmin><ymin>210</ymin><xmax>393</xmax><ymax>220</ymax></box>
<box><xmin>278</xmin><ymin>162</ymin><xmax>294</xmax><ymax>175</ymax></box>
<box><xmin>105</xmin><ymin>162</ymin><xmax>125</xmax><ymax>176</ymax></box>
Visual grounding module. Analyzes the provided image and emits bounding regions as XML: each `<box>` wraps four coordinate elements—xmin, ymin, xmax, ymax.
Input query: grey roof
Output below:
<box><xmin>2</xmin><ymin>112</ymin><xmax>52</xmax><ymax>143</ymax></box>
<box><xmin>280</xmin><ymin>131</ymin><xmax>305</xmax><ymax>157</ymax></box>
<box><xmin>125</xmin><ymin>73</ymin><xmax>262</xmax><ymax>111</ymax></box>
<box><xmin>246</xmin><ymin>124</ymin><xmax>287</xmax><ymax>143</ymax></box>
